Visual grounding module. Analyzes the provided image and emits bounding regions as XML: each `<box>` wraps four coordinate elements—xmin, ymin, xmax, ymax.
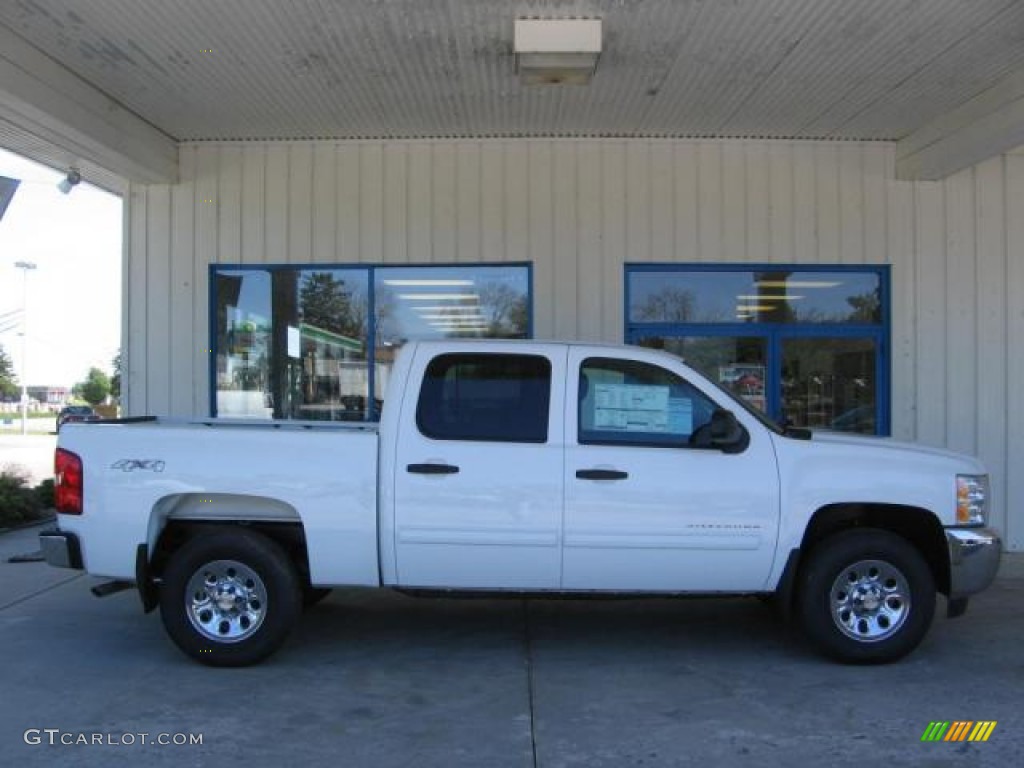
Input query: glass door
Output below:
<box><xmin>780</xmin><ymin>336</ymin><xmax>878</xmax><ymax>434</ymax></box>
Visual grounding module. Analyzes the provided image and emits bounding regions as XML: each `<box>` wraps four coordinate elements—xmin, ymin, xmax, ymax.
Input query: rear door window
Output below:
<box><xmin>416</xmin><ymin>353</ymin><xmax>551</xmax><ymax>443</ymax></box>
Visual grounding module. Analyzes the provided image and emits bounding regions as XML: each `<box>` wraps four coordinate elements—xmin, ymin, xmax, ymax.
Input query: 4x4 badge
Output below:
<box><xmin>111</xmin><ymin>459</ymin><xmax>166</xmax><ymax>473</ymax></box>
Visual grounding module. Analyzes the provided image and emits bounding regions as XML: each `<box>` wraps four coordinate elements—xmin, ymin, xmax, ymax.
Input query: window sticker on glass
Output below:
<box><xmin>593</xmin><ymin>384</ymin><xmax>670</xmax><ymax>432</ymax></box>
<box><xmin>667</xmin><ymin>397</ymin><xmax>693</xmax><ymax>434</ymax></box>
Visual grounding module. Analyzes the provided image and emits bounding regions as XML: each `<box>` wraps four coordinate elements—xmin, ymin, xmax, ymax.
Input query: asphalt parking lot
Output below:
<box><xmin>0</xmin><ymin>522</ymin><xmax>1022</xmax><ymax>768</ymax></box>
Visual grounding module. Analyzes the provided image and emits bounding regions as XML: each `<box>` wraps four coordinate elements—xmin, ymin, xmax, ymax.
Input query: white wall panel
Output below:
<box><xmin>125</xmin><ymin>137</ymin><xmax>1023</xmax><ymax>548</ymax></box>
<box><xmin>1006</xmin><ymin>155</ymin><xmax>1024</xmax><ymax>550</ymax></box>
<box><xmin>974</xmin><ymin>158</ymin><xmax>1008</xmax><ymax>540</ymax></box>
<box><xmin>169</xmin><ymin>147</ymin><xmax>196</xmax><ymax>417</ymax></box>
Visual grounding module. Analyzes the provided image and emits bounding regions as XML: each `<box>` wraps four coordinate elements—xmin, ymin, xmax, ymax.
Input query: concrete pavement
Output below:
<box><xmin>0</xmin><ymin>522</ymin><xmax>1021</xmax><ymax>767</ymax></box>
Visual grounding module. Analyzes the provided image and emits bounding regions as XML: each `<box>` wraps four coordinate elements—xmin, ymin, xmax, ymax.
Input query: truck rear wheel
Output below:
<box><xmin>797</xmin><ymin>529</ymin><xmax>935</xmax><ymax>663</ymax></box>
<box><xmin>159</xmin><ymin>529</ymin><xmax>302</xmax><ymax>666</ymax></box>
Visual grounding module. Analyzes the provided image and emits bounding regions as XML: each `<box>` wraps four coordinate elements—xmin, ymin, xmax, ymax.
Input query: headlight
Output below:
<box><xmin>956</xmin><ymin>474</ymin><xmax>988</xmax><ymax>525</ymax></box>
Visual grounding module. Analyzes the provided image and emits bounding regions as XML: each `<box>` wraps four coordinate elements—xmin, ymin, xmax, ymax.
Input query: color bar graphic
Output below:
<box><xmin>921</xmin><ymin>721</ymin><xmax>996</xmax><ymax>742</ymax></box>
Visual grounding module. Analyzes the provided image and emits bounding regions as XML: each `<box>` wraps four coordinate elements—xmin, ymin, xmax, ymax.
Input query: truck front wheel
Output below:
<box><xmin>797</xmin><ymin>529</ymin><xmax>935</xmax><ymax>663</ymax></box>
<box><xmin>159</xmin><ymin>530</ymin><xmax>302</xmax><ymax>666</ymax></box>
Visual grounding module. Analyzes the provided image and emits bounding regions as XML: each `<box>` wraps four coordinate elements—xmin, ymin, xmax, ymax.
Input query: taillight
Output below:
<box><xmin>55</xmin><ymin>448</ymin><xmax>83</xmax><ymax>515</ymax></box>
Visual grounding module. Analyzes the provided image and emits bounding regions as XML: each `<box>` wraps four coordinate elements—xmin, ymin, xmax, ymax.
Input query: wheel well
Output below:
<box><xmin>799</xmin><ymin>503</ymin><xmax>950</xmax><ymax>595</ymax></box>
<box><xmin>150</xmin><ymin>520</ymin><xmax>313</xmax><ymax>586</ymax></box>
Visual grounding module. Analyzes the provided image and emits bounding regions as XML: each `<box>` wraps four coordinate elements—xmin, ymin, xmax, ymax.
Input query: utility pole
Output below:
<box><xmin>14</xmin><ymin>260</ymin><xmax>36</xmax><ymax>435</ymax></box>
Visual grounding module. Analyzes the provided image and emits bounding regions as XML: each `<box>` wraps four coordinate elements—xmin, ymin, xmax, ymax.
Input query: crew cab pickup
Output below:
<box><xmin>41</xmin><ymin>340</ymin><xmax>1001</xmax><ymax>666</ymax></box>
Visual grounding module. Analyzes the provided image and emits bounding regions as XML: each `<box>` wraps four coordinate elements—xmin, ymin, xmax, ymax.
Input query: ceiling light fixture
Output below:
<box><xmin>412</xmin><ymin>306</ymin><xmax>482</xmax><ymax>313</ymax></box>
<box><xmin>418</xmin><ymin>314</ymin><xmax>485</xmax><ymax>321</ymax></box>
<box><xmin>735</xmin><ymin>294</ymin><xmax>804</xmax><ymax>301</ymax></box>
<box><xmin>514</xmin><ymin>18</ymin><xmax>602</xmax><ymax>85</ymax></box>
<box><xmin>754</xmin><ymin>280</ymin><xmax>841</xmax><ymax>289</ymax></box>
<box><xmin>398</xmin><ymin>293</ymin><xmax>479</xmax><ymax>301</ymax></box>
<box><xmin>382</xmin><ymin>279</ymin><xmax>474</xmax><ymax>287</ymax></box>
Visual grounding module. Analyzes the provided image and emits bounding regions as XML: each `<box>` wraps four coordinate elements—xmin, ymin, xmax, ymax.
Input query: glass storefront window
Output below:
<box><xmin>635</xmin><ymin>336</ymin><xmax>768</xmax><ymax>412</ymax></box>
<box><xmin>373</xmin><ymin>266</ymin><xmax>529</xmax><ymax>406</ymax></box>
<box><xmin>212</xmin><ymin>264</ymin><xmax>530</xmax><ymax>421</ymax></box>
<box><xmin>215</xmin><ymin>270</ymin><xmax>273</xmax><ymax>418</ymax></box>
<box><xmin>290</xmin><ymin>269</ymin><xmax>370</xmax><ymax>421</ymax></box>
<box><xmin>626</xmin><ymin>265</ymin><xmax>888</xmax><ymax>435</ymax></box>
<box><xmin>629</xmin><ymin>269</ymin><xmax>882</xmax><ymax>325</ymax></box>
<box><xmin>782</xmin><ymin>337</ymin><xmax>877</xmax><ymax>433</ymax></box>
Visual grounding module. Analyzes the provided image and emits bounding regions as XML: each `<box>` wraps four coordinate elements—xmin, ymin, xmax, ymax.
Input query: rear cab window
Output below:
<box><xmin>416</xmin><ymin>353</ymin><xmax>551</xmax><ymax>443</ymax></box>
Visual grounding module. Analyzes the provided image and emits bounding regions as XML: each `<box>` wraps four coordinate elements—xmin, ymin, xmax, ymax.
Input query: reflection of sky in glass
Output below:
<box><xmin>375</xmin><ymin>265</ymin><xmax>528</xmax><ymax>341</ymax></box>
<box><xmin>222</xmin><ymin>270</ymin><xmax>271</xmax><ymax>328</ymax></box>
<box><xmin>629</xmin><ymin>270</ymin><xmax>881</xmax><ymax>324</ymax></box>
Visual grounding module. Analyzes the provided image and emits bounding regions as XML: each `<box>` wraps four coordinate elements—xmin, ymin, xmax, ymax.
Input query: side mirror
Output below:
<box><xmin>709</xmin><ymin>409</ymin><xmax>748</xmax><ymax>454</ymax></box>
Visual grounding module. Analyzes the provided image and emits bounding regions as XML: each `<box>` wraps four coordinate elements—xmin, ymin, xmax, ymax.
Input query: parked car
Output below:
<box><xmin>56</xmin><ymin>405</ymin><xmax>99</xmax><ymax>432</ymax></box>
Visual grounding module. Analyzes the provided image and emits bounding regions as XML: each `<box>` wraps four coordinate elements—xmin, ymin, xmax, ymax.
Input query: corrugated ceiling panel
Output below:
<box><xmin>2</xmin><ymin>0</ymin><xmax>1024</xmax><ymax>142</ymax></box>
<box><xmin>837</xmin><ymin>0</ymin><xmax>1024</xmax><ymax>138</ymax></box>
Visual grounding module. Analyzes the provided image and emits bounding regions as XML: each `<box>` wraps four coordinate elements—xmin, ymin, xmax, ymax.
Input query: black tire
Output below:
<box><xmin>797</xmin><ymin>529</ymin><xmax>935</xmax><ymax>664</ymax></box>
<box><xmin>159</xmin><ymin>529</ymin><xmax>302</xmax><ymax>667</ymax></box>
<box><xmin>303</xmin><ymin>587</ymin><xmax>333</xmax><ymax>608</ymax></box>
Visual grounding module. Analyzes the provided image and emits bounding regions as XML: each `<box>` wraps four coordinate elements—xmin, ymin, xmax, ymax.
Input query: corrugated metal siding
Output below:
<box><xmin>892</xmin><ymin>155</ymin><xmax>1021</xmax><ymax>550</ymax></box>
<box><xmin>124</xmin><ymin>137</ymin><xmax>1023</xmax><ymax>550</ymax></box>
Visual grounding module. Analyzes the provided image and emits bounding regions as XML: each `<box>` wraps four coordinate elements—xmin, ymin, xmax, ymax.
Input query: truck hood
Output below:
<box><xmin>808</xmin><ymin>431</ymin><xmax>985</xmax><ymax>471</ymax></box>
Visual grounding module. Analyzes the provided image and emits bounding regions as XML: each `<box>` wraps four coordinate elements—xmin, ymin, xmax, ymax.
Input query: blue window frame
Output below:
<box><xmin>210</xmin><ymin>263</ymin><xmax>532</xmax><ymax>421</ymax></box>
<box><xmin>625</xmin><ymin>264</ymin><xmax>890</xmax><ymax>436</ymax></box>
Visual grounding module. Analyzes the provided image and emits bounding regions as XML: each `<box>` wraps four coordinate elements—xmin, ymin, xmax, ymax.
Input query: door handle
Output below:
<box><xmin>575</xmin><ymin>469</ymin><xmax>628</xmax><ymax>480</ymax></box>
<box><xmin>407</xmin><ymin>463</ymin><xmax>460</xmax><ymax>475</ymax></box>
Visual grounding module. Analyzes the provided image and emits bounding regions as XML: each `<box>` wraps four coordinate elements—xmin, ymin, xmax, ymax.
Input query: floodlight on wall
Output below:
<box><xmin>514</xmin><ymin>18</ymin><xmax>602</xmax><ymax>85</ymax></box>
<box><xmin>57</xmin><ymin>169</ymin><xmax>81</xmax><ymax>195</ymax></box>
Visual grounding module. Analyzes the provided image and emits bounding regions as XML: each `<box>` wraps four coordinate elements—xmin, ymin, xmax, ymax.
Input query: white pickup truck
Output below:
<box><xmin>41</xmin><ymin>340</ymin><xmax>1001</xmax><ymax>666</ymax></box>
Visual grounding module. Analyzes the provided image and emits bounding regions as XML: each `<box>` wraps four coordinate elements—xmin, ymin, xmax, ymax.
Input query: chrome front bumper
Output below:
<box><xmin>946</xmin><ymin>527</ymin><xmax>1001</xmax><ymax>600</ymax></box>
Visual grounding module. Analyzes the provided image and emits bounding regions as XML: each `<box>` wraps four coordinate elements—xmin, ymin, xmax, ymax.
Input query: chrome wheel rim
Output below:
<box><xmin>829</xmin><ymin>559</ymin><xmax>910</xmax><ymax>643</ymax></box>
<box><xmin>185</xmin><ymin>560</ymin><xmax>267</xmax><ymax>643</ymax></box>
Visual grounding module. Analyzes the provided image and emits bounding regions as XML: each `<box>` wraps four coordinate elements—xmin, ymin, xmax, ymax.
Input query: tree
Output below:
<box><xmin>0</xmin><ymin>344</ymin><xmax>16</xmax><ymax>400</ymax></box>
<box><xmin>73</xmin><ymin>367</ymin><xmax>111</xmax><ymax>406</ymax></box>
<box><xmin>110</xmin><ymin>351</ymin><xmax>122</xmax><ymax>400</ymax></box>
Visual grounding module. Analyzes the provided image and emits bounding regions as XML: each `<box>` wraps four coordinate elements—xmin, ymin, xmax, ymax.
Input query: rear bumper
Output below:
<box><xmin>946</xmin><ymin>527</ymin><xmax>1001</xmax><ymax>599</ymax></box>
<box><xmin>39</xmin><ymin>529</ymin><xmax>83</xmax><ymax>570</ymax></box>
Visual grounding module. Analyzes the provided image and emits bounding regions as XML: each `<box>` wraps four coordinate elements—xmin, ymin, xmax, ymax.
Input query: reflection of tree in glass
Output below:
<box><xmin>635</xmin><ymin>287</ymin><xmax>696</xmax><ymax>322</ymax></box>
<box><xmin>373</xmin><ymin>285</ymin><xmax>397</xmax><ymax>342</ymax></box>
<box><xmin>787</xmin><ymin>291</ymin><xmax>879</xmax><ymax>324</ymax></box>
<box><xmin>300</xmin><ymin>273</ymin><xmax>364</xmax><ymax>338</ymax></box>
<box><xmin>478</xmin><ymin>283</ymin><xmax>528</xmax><ymax>336</ymax></box>
<box><xmin>845</xmin><ymin>291</ymin><xmax>880</xmax><ymax>323</ymax></box>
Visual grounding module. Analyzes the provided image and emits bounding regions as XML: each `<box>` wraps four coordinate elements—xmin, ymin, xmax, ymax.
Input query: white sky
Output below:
<box><xmin>0</xmin><ymin>148</ymin><xmax>121</xmax><ymax>389</ymax></box>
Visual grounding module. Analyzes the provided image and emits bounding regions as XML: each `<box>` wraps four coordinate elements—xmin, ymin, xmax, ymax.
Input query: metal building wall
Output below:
<box><xmin>122</xmin><ymin>138</ymin><xmax>1023</xmax><ymax>549</ymax></box>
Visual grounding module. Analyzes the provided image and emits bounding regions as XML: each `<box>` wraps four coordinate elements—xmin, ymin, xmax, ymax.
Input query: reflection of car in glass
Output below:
<box><xmin>56</xmin><ymin>405</ymin><xmax>99</xmax><ymax>432</ymax></box>
<box><xmin>830</xmin><ymin>405</ymin><xmax>875</xmax><ymax>434</ymax></box>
